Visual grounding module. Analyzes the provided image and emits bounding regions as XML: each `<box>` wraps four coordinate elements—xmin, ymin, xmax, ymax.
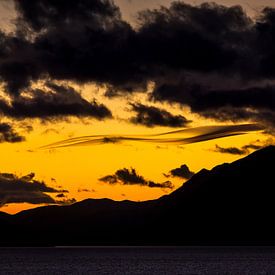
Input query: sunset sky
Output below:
<box><xmin>0</xmin><ymin>0</ymin><xmax>274</xmax><ymax>214</ymax></box>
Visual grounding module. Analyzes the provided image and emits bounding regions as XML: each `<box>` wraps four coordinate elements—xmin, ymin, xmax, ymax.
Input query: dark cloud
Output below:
<box><xmin>99</xmin><ymin>168</ymin><xmax>174</xmax><ymax>189</ymax></box>
<box><xmin>165</xmin><ymin>164</ymin><xmax>195</xmax><ymax>180</ymax></box>
<box><xmin>242</xmin><ymin>144</ymin><xmax>263</xmax><ymax>151</ymax></box>
<box><xmin>152</xmin><ymin>83</ymin><xmax>275</xmax><ymax>132</ymax></box>
<box><xmin>78</xmin><ymin>188</ymin><xmax>94</xmax><ymax>193</ymax></box>
<box><xmin>1</xmin><ymin>1</ymin><xmax>250</xmax><ymax>95</ymax></box>
<box><xmin>0</xmin><ymin>1</ymin><xmax>274</xmax><ymax>129</ymax></box>
<box><xmin>0</xmin><ymin>122</ymin><xmax>25</xmax><ymax>143</ymax></box>
<box><xmin>1</xmin><ymin>0</ymin><xmax>134</xmax><ymax>96</ymax></box>
<box><xmin>0</xmin><ymin>82</ymin><xmax>112</xmax><ymax>120</ymax></box>
<box><xmin>214</xmin><ymin>143</ymin><xmax>264</xmax><ymax>155</ymax></box>
<box><xmin>56</xmin><ymin>193</ymin><xmax>65</xmax><ymax>198</ymax></box>
<box><xmin>130</xmin><ymin>103</ymin><xmax>190</xmax><ymax>127</ymax></box>
<box><xmin>14</xmin><ymin>0</ymin><xmax>121</xmax><ymax>32</ymax></box>
<box><xmin>214</xmin><ymin>145</ymin><xmax>249</xmax><ymax>155</ymax></box>
<box><xmin>0</xmin><ymin>172</ymin><xmax>73</xmax><ymax>206</ymax></box>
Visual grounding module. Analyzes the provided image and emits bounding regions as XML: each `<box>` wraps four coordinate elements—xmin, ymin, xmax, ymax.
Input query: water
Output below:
<box><xmin>0</xmin><ymin>247</ymin><xmax>275</xmax><ymax>274</ymax></box>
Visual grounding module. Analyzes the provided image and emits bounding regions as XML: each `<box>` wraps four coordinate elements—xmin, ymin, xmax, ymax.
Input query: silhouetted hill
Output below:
<box><xmin>0</xmin><ymin>211</ymin><xmax>10</xmax><ymax>220</ymax></box>
<box><xmin>1</xmin><ymin>146</ymin><xmax>275</xmax><ymax>246</ymax></box>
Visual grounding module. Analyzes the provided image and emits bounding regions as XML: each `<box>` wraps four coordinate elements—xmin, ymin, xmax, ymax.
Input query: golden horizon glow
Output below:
<box><xmin>0</xmin><ymin>1</ymin><xmax>274</xmax><ymax>215</ymax></box>
<box><xmin>0</xmin><ymin>85</ymin><xmax>269</xmax><ymax>214</ymax></box>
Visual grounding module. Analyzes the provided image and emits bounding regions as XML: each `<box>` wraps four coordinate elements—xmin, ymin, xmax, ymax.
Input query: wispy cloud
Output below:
<box><xmin>40</xmin><ymin>123</ymin><xmax>264</xmax><ymax>150</ymax></box>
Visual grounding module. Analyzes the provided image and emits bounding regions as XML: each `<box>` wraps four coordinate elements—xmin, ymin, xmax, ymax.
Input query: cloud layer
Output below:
<box><xmin>0</xmin><ymin>1</ymin><xmax>273</xmax><ymax>128</ymax></box>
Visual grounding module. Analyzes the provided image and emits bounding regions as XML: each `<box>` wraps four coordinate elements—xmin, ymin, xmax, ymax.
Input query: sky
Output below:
<box><xmin>116</xmin><ymin>0</ymin><xmax>275</xmax><ymax>22</ymax></box>
<box><xmin>0</xmin><ymin>0</ymin><xmax>274</xmax><ymax>214</ymax></box>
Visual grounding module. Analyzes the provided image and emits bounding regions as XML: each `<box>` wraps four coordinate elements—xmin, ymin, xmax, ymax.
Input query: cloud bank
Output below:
<box><xmin>0</xmin><ymin>1</ymin><xmax>273</xmax><ymax>129</ymax></box>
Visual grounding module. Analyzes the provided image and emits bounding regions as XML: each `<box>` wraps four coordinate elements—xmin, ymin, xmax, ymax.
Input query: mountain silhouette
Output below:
<box><xmin>1</xmin><ymin>146</ymin><xmax>275</xmax><ymax>246</ymax></box>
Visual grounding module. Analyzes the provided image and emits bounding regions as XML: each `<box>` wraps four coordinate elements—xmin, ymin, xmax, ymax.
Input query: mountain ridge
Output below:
<box><xmin>0</xmin><ymin>145</ymin><xmax>275</xmax><ymax>246</ymax></box>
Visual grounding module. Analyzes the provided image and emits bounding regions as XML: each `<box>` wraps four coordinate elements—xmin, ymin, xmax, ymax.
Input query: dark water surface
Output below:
<box><xmin>0</xmin><ymin>247</ymin><xmax>275</xmax><ymax>274</ymax></box>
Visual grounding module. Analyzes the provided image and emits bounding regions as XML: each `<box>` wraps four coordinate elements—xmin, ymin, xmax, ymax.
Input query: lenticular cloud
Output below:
<box><xmin>40</xmin><ymin>124</ymin><xmax>264</xmax><ymax>149</ymax></box>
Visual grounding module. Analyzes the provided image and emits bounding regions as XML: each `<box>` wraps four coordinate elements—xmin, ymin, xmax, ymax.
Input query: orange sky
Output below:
<box><xmin>0</xmin><ymin>0</ymin><xmax>273</xmax><ymax>214</ymax></box>
<box><xmin>0</xmin><ymin>83</ymin><xmax>267</xmax><ymax>214</ymax></box>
